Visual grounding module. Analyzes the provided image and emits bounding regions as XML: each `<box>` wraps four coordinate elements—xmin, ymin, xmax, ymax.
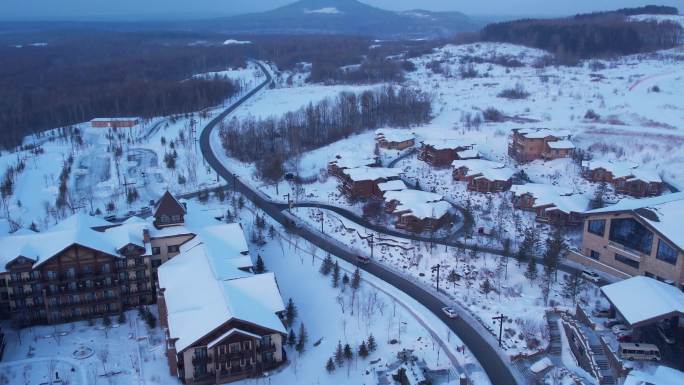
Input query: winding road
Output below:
<box><xmin>199</xmin><ymin>62</ymin><xmax>525</xmax><ymax>385</ymax></box>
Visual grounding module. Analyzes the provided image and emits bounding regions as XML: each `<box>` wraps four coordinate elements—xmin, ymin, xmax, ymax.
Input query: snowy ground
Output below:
<box><xmin>0</xmin><ymin>308</ymin><xmax>174</xmax><ymax>385</ymax></box>
<box><xmin>290</xmin><ymin>206</ymin><xmax>604</xmax><ymax>358</ymax></box>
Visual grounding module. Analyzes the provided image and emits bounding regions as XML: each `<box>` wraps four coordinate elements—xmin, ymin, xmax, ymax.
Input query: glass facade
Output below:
<box><xmin>656</xmin><ymin>240</ymin><xmax>678</xmax><ymax>265</ymax></box>
<box><xmin>587</xmin><ymin>219</ymin><xmax>606</xmax><ymax>237</ymax></box>
<box><xmin>609</xmin><ymin>218</ymin><xmax>653</xmax><ymax>255</ymax></box>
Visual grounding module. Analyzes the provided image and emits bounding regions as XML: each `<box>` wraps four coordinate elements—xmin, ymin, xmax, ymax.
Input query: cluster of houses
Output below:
<box><xmin>508</xmin><ymin>128</ymin><xmax>575</xmax><ymax>163</ymax></box>
<box><xmin>0</xmin><ymin>192</ymin><xmax>287</xmax><ymax>385</ymax></box>
<box><xmin>581</xmin><ymin>160</ymin><xmax>663</xmax><ymax>198</ymax></box>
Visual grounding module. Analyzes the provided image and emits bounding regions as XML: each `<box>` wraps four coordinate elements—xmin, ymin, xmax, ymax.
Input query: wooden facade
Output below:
<box><xmin>419</xmin><ymin>143</ymin><xmax>474</xmax><ymax>167</ymax></box>
<box><xmin>582</xmin><ymin>165</ymin><xmax>663</xmax><ymax>198</ymax></box>
<box><xmin>91</xmin><ymin>118</ymin><xmax>139</xmax><ymax>128</ymax></box>
<box><xmin>158</xmin><ymin>293</ymin><xmax>286</xmax><ymax>385</ymax></box>
<box><xmin>394</xmin><ymin>212</ymin><xmax>451</xmax><ymax>233</ymax></box>
<box><xmin>508</xmin><ymin>129</ymin><xmax>573</xmax><ymax>163</ymax></box>
<box><xmin>452</xmin><ymin>167</ymin><xmax>512</xmax><ymax>193</ymax></box>
<box><xmin>5</xmin><ymin>243</ymin><xmax>153</xmax><ymax>326</ymax></box>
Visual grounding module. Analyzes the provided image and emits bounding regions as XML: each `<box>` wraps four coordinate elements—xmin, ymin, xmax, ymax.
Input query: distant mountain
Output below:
<box><xmin>208</xmin><ymin>0</ymin><xmax>480</xmax><ymax>38</ymax></box>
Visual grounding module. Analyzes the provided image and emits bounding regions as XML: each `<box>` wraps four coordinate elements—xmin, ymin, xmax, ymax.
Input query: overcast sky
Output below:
<box><xmin>1</xmin><ymin>0</ymin><xmax>681</xmax><ymax>21</ymax></box>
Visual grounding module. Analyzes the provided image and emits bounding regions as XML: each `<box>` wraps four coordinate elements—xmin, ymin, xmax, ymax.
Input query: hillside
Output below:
<box><xmin>210</xmin><ymin>0</ymin><xmax>479</xmax><ymax>38</ymax></box>
<box><xmin>481</xmin><ymin>6</ymin><xmax>683</xmax><ymax>61</ymax></box>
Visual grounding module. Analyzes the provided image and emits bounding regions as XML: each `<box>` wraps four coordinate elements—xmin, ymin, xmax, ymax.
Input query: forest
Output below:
<box><xmin>0</xmin><ymin>30</ymin><xmax>435</xmax><ymax>149</ymax></box>
<box><xmin>219</xmin><ymin>86</ymin><xmax>432</xmax><ymax>180</ymax></box>
<box><xmin>480</xmin><ymin>7</ymin><xmax>682</xmax><ymax>62</ymax></box>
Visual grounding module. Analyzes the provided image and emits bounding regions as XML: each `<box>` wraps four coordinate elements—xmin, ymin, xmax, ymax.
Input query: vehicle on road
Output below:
<box><xmin>442</xmin><ymin>306</ymin><xmax>458</xmax><ymax>319</ymax></box>
<box><xmin>619</xmin><ymin>343</ymin><xmax>661</xmax><ymax>361</ymax></box>
<box><xmin>104</xmin><ymin>215</ymin><xmax>116</xmax><ymax>222</ymax></box>
<box><xmin>127</xmin><ymin>210</ymin><xmax>136</xmax><ymax>217</ymax></box>
<box><xmin>357</xmin><ymin>255</ymin><xmax>371</xmax><ymax>265</ymax></box>
<box><xmin>581</xmin><ymin>270</ymin><xmax>601</xmax><ymax>284</ymax></box>
<box><xmin>139</xmin><ymin>207</ymin><xmax>151</xmax><ymax>215</ymax></box>
<box><xmin>612</xmin><ymin>324</ymin><xmax>633</xmax><ymax>341</ymax></box>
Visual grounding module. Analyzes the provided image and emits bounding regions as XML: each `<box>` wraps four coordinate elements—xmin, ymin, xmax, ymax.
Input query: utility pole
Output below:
<box><xmin>284</xmin><ymin>193</ymin><xmax>291</xmax><ymax>212</ymax></box>
<box><xmin>431</xmin><ymin>264</ymin><xmax>442</xmax><ymax>292</ymax></box>
<box><xmin>492</xmin><ymin>314</ymin><xmax>507</xmax><ymax>348</ymax></box>
<box><xmin>368</xmin><ymin>233</ymin><xmax>374</xmax><ymax>259</ymax></box>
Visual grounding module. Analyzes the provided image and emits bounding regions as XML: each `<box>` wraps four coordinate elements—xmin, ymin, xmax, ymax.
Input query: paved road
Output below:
<box><xmin>199</xmin><ymin>61</ymin><xmax>524</xmax><ymax>385</ymax></box>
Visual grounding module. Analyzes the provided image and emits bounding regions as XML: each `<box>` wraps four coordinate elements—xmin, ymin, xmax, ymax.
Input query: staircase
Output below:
<box><xmin>587</xmin><ymin>335</ymin><xmax>616</xmax><ymax>385</ymax></box>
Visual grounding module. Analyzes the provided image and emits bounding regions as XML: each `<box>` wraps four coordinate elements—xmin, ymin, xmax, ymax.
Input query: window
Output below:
<box><xmin>609</xmin><ymin>218</ymin><xmax>653</xmax><ymax>255</ymax></box>
<box><xmin>587</xmin><ymin>219</ymin><xmax>606</xmax><ymax>237</ymax></box>
<box><xmin>47</xmin><ymin>271</ymin><xmax>57</xmax><ymax>280</ymax></box>
<box><xmin>167</xmin><ymin>245</ymin><xmax>180</xmax><ymax>253</ymax></box>
<box><xmin>151</xmin><ymin>247</ymin><xmax>161</xmax><ymax>255</ymax></box>
<box><xmin>656</xmin><ymin>240</ymin><xmax>678</xmax><ymax>265</ymax></box>
<box><xmin>66</xmin><ymin>267</ymin><xmax>76</xmax><ymax>278</ymax></box>
<box><xmin>243</xmin><ymin>341</ymin><xmax>252</xmax><ymax>350</ymax></box>
<box><xmin>229</xmin><ymin>342</ymin><xmax>241</xmax><ymax>353</ymax></box>
<box><xmin>589</xmin><ymin>250</ymin><xmax>601</xmax><ymax>260</ymax></box>
<box><xmin>615</xmin><ymin>253</ymin><xmax>640</xmax><ymax>269</ymax></box>
<box><xmin>172</xmin><ymin>214</ymin><xmax>181</xmax><ymax>222</ymax></box>
<box><xmin>160</xmin><ymin>215</ymin><xmax>169</xmax><ymax>223</ymax></box>
<box><xmin>101</xmin><ymin>264</ymin><xmax>110</xmax><ymax>274</ymax></box>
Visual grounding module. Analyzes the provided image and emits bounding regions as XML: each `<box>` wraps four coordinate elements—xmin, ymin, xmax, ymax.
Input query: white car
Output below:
<box><xmin>581</xmin><ymin>270</ymin><xmax>601</xmax><ymax>284</ymax></box>
<box><xmin>612</xmin><ymin>324</ymin><xmax>632</xmax><ymax>336</ymax></box>
<box><xmin>442</xmin><ymin>306</ymin><xmax>458</xmax><ymax>319</ymax></box>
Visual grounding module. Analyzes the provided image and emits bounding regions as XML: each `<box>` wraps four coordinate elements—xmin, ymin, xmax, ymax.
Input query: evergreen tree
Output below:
<box><xmin>255</xmin><ymin>254</ymin><xmax>265</xmax><ymax>273</ymax></box>
<box><xmin>447</xmin><ymin>269</ymin><xmax>459</xmax><ymax>289</ymax></box>
<box><xmin>480</xmin><ymin>278</ymin><xmax>493</xmax><ymax>299</ymax></box>
<box><xmin>543</xmin><ymin>228</ymin><xmax>566</xmax><ymax>279</ymax></box>
<box><xmin>351</xmin><ymin>267</ymin><xmax>361</xmax><ymax>290</ymax></box>
<box><xmin>326</xmin><ymin>357</ymin><xmax>336</xmax><ymax>373</ymax></box>
<box><xmin>367</xmin><ymin>334</ymin><xmax>377</xmax><ymax>352</ymax></box>
<box><xmin>332</xmin><ymin>261</ymin><xmax>340</xmax><ymax>288</ymax></box>
<box><xmin>117</xmin><ymin>312</ymin><xmax>126</xmax><ymax>324</ymax></box>
<box><xmin>296</xmin><ymin>322</ymin><xmax>308</xmax><ymax>353</ymax></box>
<box><xmin>285</xmin><ymin>298</ymin><xmax>298</xmax><ymax>327</ymax></box>
<box><xmin>358</xmin><ymin>341</ymin><xmax>369</xmax><ymax>358</ymax></box>
<box><xmin>342</xmin><ymin>273</ymin><xmax>350</xmax><ymax>286</ymax></box>
<box><xmin>287</xmin><ymin>329</ymin><xmax>297</xmax><ymax>347</ymax></box>
<box><xmin>334</xmin><ymin>341</ymin><xmax>344</xmax><ymax>366</ymax></box>
<box><xmin>343</xmin><ymin>343</ymin><xmax>353</xmax><ymax>362</ymax></box>
<box><xmin>320</xmin><ymin>254</ymin><xmax>334</xmax><ymax>276</ymax></box>
<box><xmin>516</xmin><ymin>227</ymin><xmax>537</xmax><ymax>266</ymax></box>
<box><xmin>525</xmin><ymin>257</ymin><xmax>538</xmax><ymax>283</ymax></box>
<box><xmin>592</xmin><ymin>181</ymin><xmax>608</xmax><ymax>209</ymax></box>
<box><xmin>102</xmin><ymin>314</ymin><xmax>112</xmax><ymax>327</ymax></box>
<box><xmin>562</xmin><ymin>271</ymin><xmax>583</xmax><ymax>305</ymax></box>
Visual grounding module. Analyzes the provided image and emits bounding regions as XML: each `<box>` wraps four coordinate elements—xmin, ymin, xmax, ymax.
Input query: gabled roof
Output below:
<box><xmin>158</xmin><ymin>223</ymin><xmax>286</xmax><ymax>352</ymax></box>
<box><xmin>154</xmin><ymin>191</ymin><xmax>186</xmax><ymax>218</ymax></box>
<box><xmin>602</xmin><ymin>276</ymin><xmax>684</xmax><ymax>327</ymax></box>
<box><xmin>329</xmin><ymin>154</ymin><xmax>377</xmax><ymax>170</ymax></box>
<box><xmin>0</xmin><ymin>221</ymin><xmax>122</xmax><ymax>273</ymax></box>
<box><xmin>421</xmin><ymin>139</ymin><xmax>474</xmax><ymax>151</ymax></box>
<box><xmin>452</xmin><ymin>159</ymin><xmax>514</xmax><ymax>182</ymax></box>
<box><xmin>375</xmin><ymin>128</ymin><xmax>415</xmax><ymax>143</ymax></box>
<box><xmin>343</xmin><ymin>166</ymin><xmax>400</xmax><ymax>182</ymax></box>
<box><xmin>510</xmin><ymin>183</ymin><xmax>589</xmax><ymax>214</ymax></box>
<box><xmin>514</xmin><ymin>128</ymin><xmax>571</xmax><ymax>139</ymax></box>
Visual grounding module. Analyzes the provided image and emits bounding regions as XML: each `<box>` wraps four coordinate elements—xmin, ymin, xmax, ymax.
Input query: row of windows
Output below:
<box><xmin>588</xmin><ymin>218</ymin><xmax>679</xmax><ymax>265</ymax></box>
<box><xmin>614</xmin><ymin>253</ymin><xmax>640</xmax><ymax>269</ymax></box>
<box><xmin>151</xmin><ymin>245</ymin><xmax>180</xmax><ymax>255</ymax></box>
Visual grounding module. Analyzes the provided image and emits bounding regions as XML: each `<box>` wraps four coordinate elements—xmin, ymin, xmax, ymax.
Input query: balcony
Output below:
<box><xmin>257</xmin><ymin>343</ymin><xmax>276</xmax><ymax>354</ymax></box>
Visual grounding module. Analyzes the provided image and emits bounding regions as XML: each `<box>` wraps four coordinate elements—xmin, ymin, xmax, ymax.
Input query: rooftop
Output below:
<box><xmin>515</xmin><ymin>128</ymin><xmax>571</xmax><ymax>139</ymax></box>
<box><xmin>452</xmin><ymin>159</ymin><xmax>515</xmax><ymax>181</ymax></box>
<box><xmin>342</xmin><ymin>166</ymin><xmax>400</xmax><ymax>182</ymax></box>
<box><xmin>422</xmin><ymin>138</ymin><xmax>474</xmax><ymax>151</ymax></box>
<box><xmin>375</xmin><ymin>128</ymin><xmax>415</xmax><ymax>143</ymax></box>
<box><xmin>510</xmin><ymin>183</ymin><xmax>589</xmax><ymax>214</ymax></box>
<box><xmin>602</xmin><ymin>276</ymin><xmax>684</xmax><ymax>327</ymax></box>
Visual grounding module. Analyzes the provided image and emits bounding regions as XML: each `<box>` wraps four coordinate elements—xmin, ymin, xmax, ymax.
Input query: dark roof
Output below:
<box><xmin>154</xmin><ymin>191</ymin><xmax>186</xmax><ymax>218</ymax></box>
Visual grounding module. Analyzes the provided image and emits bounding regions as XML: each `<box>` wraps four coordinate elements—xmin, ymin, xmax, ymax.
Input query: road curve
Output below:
<box><xmin>199</xmin><ymin>61</ymin><xmax>523</xmax><ymax>385</ymax></box>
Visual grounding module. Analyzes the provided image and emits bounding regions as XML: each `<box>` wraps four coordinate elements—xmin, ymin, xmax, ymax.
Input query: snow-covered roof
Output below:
<box><xmin>0</xmin><ymin>221</ymin><xmax>122</xmax><ymax>272</ymax></box>
<box><xmin>510</xmin><ymin>183</ymin><xmax>589</xmax><ymax>214</ymax></box>
<box><xmin>375</xmin><ymin>129</ymin><xmax>415</xmax><ymax>143</ymax></box>
<box><xmin>421</xmin><ymin>138</ymin><xmax>474</xmax><ymax>151</ymax></box>
<box><xmin>456</xmin><ymin>149</ymin><xmax>479</xmax><ymax>159</ymax></box>
<box><xmin>399</xmin><ymin>200</ymin><xmax>452</xmax><ymax>220</ymax></box>
<box><xmin>91</xmin><ymin>117</ymin><xmax>138</xmax><ymax>122</ymax></box>
<box><xmin>452</xmin><ymin>159</ymin><xmax>515</xmax><ymax>181</ymax></box>
<box><xmin>515</xmin><ymin>128</ymin><xmax>571</xmax><ymax>139</ymax></box>
<box><xmin>329</xmin><ymin>154</ymin><xmax>376</xmax><ymax>169</ymax></box>
<box><xmin>342</xmin><ymin>166</ymin><xmax>400</xmax><ymax>182</ymax></box>
<box><xmin>547</xmin><ymin>139</ymin><xmax>575</xmax><ymax>149</ymax></box>
<box><xmin>50</xmin><ymin>213</ymin><xmax>113</xmax><ymax>232</ymax></box>
<box><xmin>587</xmin><ymin>192</ymin><xmax>684</xmax><ymax>251</ymax></box>
<box><xmin>582</xmin><ymin>160</ymin><xmax>660</xmax><ymax>183</ymax></box>
<box><xmin>378</xmin><ymin>180</ymin><xmax>407</xmax><ymax>192</ymax></box>
<box><xmin>384</xmin><ymin>189</ymin><xmax>451</xmax><ymax>220</ymax></box>
<box><xmin>384</xmin><ymin>189</ymin><xmax>443</xmax><ymax>205</ymax></box>
<box><xmin>624</xmin><ymin>365</ymin><xmax>684</xmax><ymax>385</ymax></box>
<box><xmin>158</xmin><ymin>223</ymin><xmax>286</xmax><ymax>352</ymax></box>
<box><xmin>602</xmin><ymin>276</ymin><xmax>684</xmax><ymax>327</ymax></box>
<box><xmin>103</xmin><ymin>220</ymin><xmax>147</xmax><ymax>251</ymax></box>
